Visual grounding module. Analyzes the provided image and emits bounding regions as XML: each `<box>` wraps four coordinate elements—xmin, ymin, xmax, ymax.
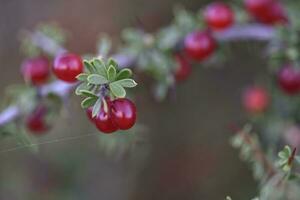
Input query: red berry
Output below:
<box><xmin>21</xmin><ymin>56</ymin><xmax>50</xmax><ymax>86</ymax></box>
<box><xmin>26</xmin><ymin>106</ymin><xmax>49</xmax><ymax>134</ymax></box>
<box><xmin>244</xmin><ymin>0</ymin><xmax>273</xmax><ymax>15</ymax></box>
<box><xmin>111</xmin><ymin>98</ymin><xmax>136</xmax><ymax>130</ymax></box>
<box><xmin>255</xmin><ymin>1</ymin><xmax>288</xmax><ymax>25</ymax></box>
<box><xmin>277</xmin><ymin>66</ymin><xmax>300</xmax><ymax>95</ymax></box>
<box><xmin>174</xmin><ymin>55</ymin><xmax>192</xmax><ymax>82</ymax></box>
<box><xmin>204</xmin><ymin>2</ymin><xmax>234</xmax><ymax>30</ymax></box>
<box><xmin>53</xmin><ymin>53</ymin><xmax>83</xmax><ymax>83</ymax></box>
<box><xmin>94</xmin><ymin>107</ymin><xmax>119</xmax><ymax>134</ymax></box>
<box><xmin>184</xmin><ymin>31</ymin><xmax>216</xmax><ymax>61</ymax></box>
<box><xmin>242</xmin><ymin>86</ymin><xmax>269</xmax><ymax>114</ymax></box>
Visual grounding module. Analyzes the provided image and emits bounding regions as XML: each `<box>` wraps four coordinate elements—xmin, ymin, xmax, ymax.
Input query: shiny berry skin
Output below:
<box><xmin>184</xmin><ymin>31</ymin><xmax>216</xmax><ymax>61</ymax></box>
<box><xmin>94</xmin><ymin>107</ymin><xmax>119</xmax><ymax>134</ymax></box>
<box><xmin>26</xmin><ymin>106</ymin><xmax>49</xmax><ymax>134</ymax></box>
<box><xmin>21</xmin><ymin>56</ymin><xmax>50</xmax><ymax>86</ymax></box>
<box><xmin>174</xmin><ymin>55</ymin><xmax>192</xmax><ymax>82</ymax></box>
<box><xmin>255</xmin><ymin>1</ymin><xmax>288</xmax><ymax>25</ymax></box>
<box><xmin>244</xmin><ymin>0</ymin><xmax>273</xmax><ymax>15</ymax></box>
<box><xmin>203</xmin><ymin>2</ymin><xmax>234</xmax><ymax>30</ymax></box>
<box><xmin>242</xmin><ymin>86</ymin><xmax>269</xmax><ymax>114</ymax></box>
<box><xmin>277</xmin><ymin>66</ymin><xmax>300</xmax><ymax>95</ymax></box>
<box><xmin>111</xmin><ymin>98</ymin><xmax>137</xmax><ymax>130</ymax></box>
<box><xmin>53</xmin><ymin>53</ymin><xmax>83</xmax><ymax>83</ymax></box>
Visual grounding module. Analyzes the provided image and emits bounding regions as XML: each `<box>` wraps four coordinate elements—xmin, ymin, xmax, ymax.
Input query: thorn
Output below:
<box><xmin>288</xmin><ymin>147</ymin><xmax>297</xmax><ymax>166</ymax></box>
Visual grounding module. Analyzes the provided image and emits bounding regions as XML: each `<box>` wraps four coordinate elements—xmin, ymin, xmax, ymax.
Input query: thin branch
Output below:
<box><xmin>0</xmin><ymin>24</ymin><xmax>276</xmax><ymax>127</ymax></box>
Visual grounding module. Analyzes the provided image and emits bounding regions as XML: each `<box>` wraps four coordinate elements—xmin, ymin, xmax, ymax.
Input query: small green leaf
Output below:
<box><xmin>109</xmin><ymin>82</ymin><xmax>126</xmax><ymax>98</ymax></box>
<box><xmin>92</xmin><ymin>58</ymin><xmax>107</xmax><ymax>77</ymax></box>
<box><xmin>75</xmin><ymin>82</ymin><xmax>89</xmax><ymax>95</ymax></box>
<box><xmin>87</xmin><ymin>74</ymin><xmax>108</xmax><ymax>85</ymax></box>
<box><xmin>81</xmin><ymin>97</ymin><xmax>97</xmax><ymax>108</ymax></box>
<box><xmin>113</xmin><ymin>79</ymin><xmax>137</xmax><ymax>88</ymax></box>
<box><xmin>107</xmin><ymin>65</ymin><xmax>117</xmax><ymax>81</ymax></box>
<box><xmin>84</xmin><ymin>60</ymin><xmax>96</xmax><ymax>73</ymax></box>
<box><xmin>92</xmin><ymin>98</ymin><xmax>102</xmax><ymax>117</ymax></box>
<box><xmin>107</xmin><ymin>58</ymin><xmax>118</xmax><ymax>69</ymax></box>
<box><xmin>116</xmin><ymin>68</ymin><xmax>132</xmax><ymax>80</ymax></box>
<box><xmin>80</xmin><ymin>90</ymin><xmax>98</xmax><ymax>98</ymax></box>
<box><xmin>76</xmin><ymin>73</ymin><xmax>89</xmax><ymax>81</ymax></box>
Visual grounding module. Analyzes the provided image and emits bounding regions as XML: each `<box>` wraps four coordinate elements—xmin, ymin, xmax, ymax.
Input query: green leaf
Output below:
<box><xmin>75</xmin><ymin>82</ymin><xmax>89</xmax><ymax>95</ymax></box>
<box><xmin>92</xmin><ymin>98</ymin><xmax>102</xmax><ymax>117</ymax></box>
<box><xmin>87</xmin><ymin>74</ymin><xmax>108</xmax><ymax>85</ymax></box>
<box><xmin>116</xmin><ymin>68</ymin><xmax>132</xmax><ymax>80</ymax></box>
<box><xmin>84</xmin><ymin>60</ymin><xmax>96</xmax><ymax>73</ymax></box>
<box><xmin>80</xmin><ymin>90</ymin><xmax>98</xmax><ymax>98</ymax></box>
<box><xmin>81</xmin><ymin>97</ymin><xmax>97</xmax><ymax>108</ymax></box>
<box><xmin>107</xmin><ymin>58</ymin><xmax>118</xmax><ymax>69</ymax></box>
<box><xmin>107</xmin><ymin>65</ymin><xmax>117</xmax><ymax>81</ymax></box>
<box><xmin>92</xmin><ymin>58</ymin><xmax>107</xmax><ymax>77</ymax></box>
<box><xmin>109</xmin><ymin>82</ymin><xmax>126</xmax><ymax>98</ymax></box>
<box><xmin>113</xmin><ymin>79</ymin><xmax>137</xmax><ymax>88</ymax></box>
<box><xmin>76</xmin><ymin>73</ymin><xmax>89</xmax><ymax>81</ymax></box>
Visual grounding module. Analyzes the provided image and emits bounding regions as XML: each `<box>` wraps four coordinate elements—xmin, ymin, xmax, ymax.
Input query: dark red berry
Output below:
<box><xmin>53</xmin><ymin>53</ymin><xmax>83</xmax><ymax>83</ymax></box>
<box><xmin>277</xmin><ymin>66</ymin><xmax>300</xmax><ymax>95</ymax></box>
<box><xmin>184</xmin><ymin>31</ymin><xmax>216</xmax><ymax>61</ymax></box>
<box><xmin>26</xmin><ymin>106</ymin><xmax>49</xmax><ymax>134</ymax></box>
<box><xmin>174</xmin><ymin>55</ymin><xmax>192</xmax><ymax>82</ymax></box>
<box><xmin>94</xmin><ymin>107</ymin><xmax>119</xmax><ymax>134</ymax></box>
<box><xmin>255</xmin><ymin>1</ymin><xmax>288</xmax><ymax>25</ymax></box>
<box><xmin>242</xmin><ymin>86</ymin><xmax>269</xmax><ymax>114</ymax></box>
<box><xmin>111</xmin><ymin>98</ymin><xmax>136</xmax><ymax>130</ymax></box>
<box><xmin>21</xmin><ymin>56</ymin><xmax>50</xmax><ymax>86</ymax></box>
<box><xmin>244</xmin><ymin>0</ymin><xmax>273</xmax><ymax>15</ymax></box>
<box><xmin>204</xmin><ymin>2</ymin><xmax>234</xmax><ymax>30</ymax></box>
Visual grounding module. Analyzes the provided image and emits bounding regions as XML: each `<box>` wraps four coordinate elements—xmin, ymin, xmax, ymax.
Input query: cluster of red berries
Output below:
<box><xmin>21</xmin><ymin>53</ymin><xmax>84</xmax><ymax>134</ymax></box>
<box><xmin>86</xmin><ymin>98</ymin><xmax>136</xmax><ymax>134</ymax></box>
<box><xmin>21</xmin><ymin>53</ymin><xmax>83</xmax><ymax>86</ymax></box>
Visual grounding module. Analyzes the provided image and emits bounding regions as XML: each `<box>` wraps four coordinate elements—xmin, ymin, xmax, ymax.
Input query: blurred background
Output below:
<box><xmin>0</xmin><ymin>0</ymin><xmax>269</xmax><ymax>199</ymax></box>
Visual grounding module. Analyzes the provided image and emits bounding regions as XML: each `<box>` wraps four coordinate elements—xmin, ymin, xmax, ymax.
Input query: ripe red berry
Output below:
<box><xmin>277</xmin><ymin>66</ymin><xmax>300</xmax><ymax>95</ymax></box>
<box><xmin>244</xmin><ymin>0</ymin><xmax>273</xmax><ymax>15</ymax></box>
<box><xmin>242</xmin><ymin>86</ymin><xmax>269</xmax><ymax>114</ymax></box>
<box><xmin>184</xmin><ymin>31</ymin><xmax>216</xmax><ymax>61</ymax></box>
<box><xmin>21</xmin><ymin>56</ymin><xmax>50</xmax><ymax>86</ymax></box>
<box><xmin>94</xmin><ymin>107</ymin><xmax>119</xmax><ymax>134</ymax></box>
<box><xmin>174</xmin><ymin>55</ymin><xmax>192</xmax><ymax>82</ymax></box>
<box><xmin>26</xmin><ymin>106</ymin><xmax>49</xmax><ymax>134</ymax></box>
<box><xmin>111</xmin><ymin>98</ymin><xmax>137</xmax><ymax>130</ymax></box>
<box><xmin>255</xmin><ymin>1</ymin><xmax>288</xmax><ymax>25</ymax></box>
<box><xmin>53</xmin><ymin>53</ymin><xmax>83</xmax><ymax>83</ymax></box>
<box><xmin>204</xmin><ymin>2</ymin><xmax>234</xmax><ymax>31</ymax></box>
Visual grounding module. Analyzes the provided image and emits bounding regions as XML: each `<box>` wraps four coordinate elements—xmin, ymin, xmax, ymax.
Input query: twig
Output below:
<box><xmin>0</xmin><ymin>24</ymin><xmax>276</xmax><ymax>127</ymax></box>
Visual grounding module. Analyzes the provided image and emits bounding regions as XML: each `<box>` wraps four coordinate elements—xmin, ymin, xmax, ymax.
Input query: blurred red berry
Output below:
<box><xmin>255</xmin><ymin>1</ymin><xmax>288</xmax><ymax>25</ymax></box>
<box><xmin>277</xmin><ymin>66</ymin><xmax>300</xmax><ymax>95</ymax></box>
<box><xmin>21</xmin><ymin>56</ymin><xmax>50</xmax><ymax>86</ymax></box>
<box><xmin>244</xmin><ymin>0</ymin><xmax>273</xmax><ymax>15</ymax></box>
<box><xmin>53</xmin><ymin>53</ymin><xmax>83</xmax><ymax>83</ymax></box>
<box><xmin>94</xmin><ymin>106</ymin><xmax>119</xmax><ymax>134</ymax></box>
<box><xmin>111</xmin><ymin>98</ymin><xmax>136</xmax><ymax>130</ymax></box>
<box><xmin>242</xmin><ymin>86</ymin><xmax>269</xmax><ymax>113</ymax></box>
<box><xmin>26</xmin><ymin>106</ymin><xmax>49</xmax><ymax>134</ymax></box>
<box><xmin>174</xmin><ymin>55</ymin><xmax>192</xmax><ymax>82</ymax></box>
<box><xmin>184</xmin><ymin>31</ymin><xmax>216</xmax><ymax>61</ymax></box>
<box><xmin>204</xmin><ymin>2</ymin><xmax>234</xmax><ymax>30</ymax></box>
